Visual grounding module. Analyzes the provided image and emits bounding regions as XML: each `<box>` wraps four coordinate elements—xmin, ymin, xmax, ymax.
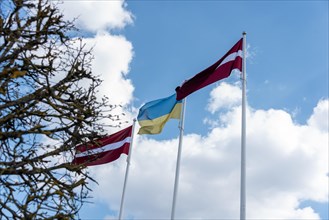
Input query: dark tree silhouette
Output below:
<box><xmin>0</xmin><ymin>0</ymin><xmax>121</xmax><ymax>219</ymax></box>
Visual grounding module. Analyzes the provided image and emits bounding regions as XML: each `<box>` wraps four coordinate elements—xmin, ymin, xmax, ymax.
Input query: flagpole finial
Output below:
<box><xmin>242</xmin><ymin>31</ymin><xmax>247</xmax><ymax>36</ymax></box>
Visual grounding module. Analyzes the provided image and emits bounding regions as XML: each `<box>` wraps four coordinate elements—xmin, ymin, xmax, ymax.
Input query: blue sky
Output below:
<box><xmin>59</xmin><ymin>1</ymin><xmax>328</xmax><ymax>219</ymax></box>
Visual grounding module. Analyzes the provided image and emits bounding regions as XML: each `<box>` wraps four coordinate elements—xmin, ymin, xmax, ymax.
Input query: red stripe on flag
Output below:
<box><xmin>175</xmin><ymin>38</ymin><xmax>243</xmax><ymax>100</ymax></box>
<box><xmin>72</xmin><ymin>125</ymin><xmax>132</xmax><ymax>166</ymax></box>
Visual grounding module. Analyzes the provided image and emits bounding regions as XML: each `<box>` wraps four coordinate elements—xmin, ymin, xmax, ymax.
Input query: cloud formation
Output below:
<box><xmin>59</xmin><ymin>0</ymin><xmax>135</xmax><ymax>130</ymax></box>
<box><xmin>82</xmin><ymin>33</ymin><xmax>134</xmax><ymax>106</ymax></box>
<box><xmin>59</xmin><ymin>0</ymin><xmax>133</xmax><ymax>32</ymax></box>
<box><xmin>207</xmin><ymin>81</ymin><xmax>242</xmax><ymax>113</ymax></box>
<box><xmin>308</xmin><ymin>99</ymin><xmax>329</xmax><ymax>132</ymax></box>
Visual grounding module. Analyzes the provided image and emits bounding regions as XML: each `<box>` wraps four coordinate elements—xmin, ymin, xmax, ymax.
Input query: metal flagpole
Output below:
<box><xmin>240</xmin><ymin>32</ymin><xmax>247</xmax><ymax>220</ymax></box>
<box><xmin>119</xmin><ymin>119</ymin><xmax>137</xmax><ymax>220</ymax></box>
<box><xmin>171</xmin><ymin>98</ymin><xmax>186</xmax><ymax>220</ymax></box>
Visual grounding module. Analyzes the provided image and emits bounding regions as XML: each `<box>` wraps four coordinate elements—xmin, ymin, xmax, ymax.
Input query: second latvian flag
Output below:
<box><xmin>175</xmin><ymin>38</ymin><xmax>243</xmax><ymax>100</ymax></box>
<box><xmin>72</xmin><ymin>126</ymin><xmax>132</xmax><ymax>166</ymax></box>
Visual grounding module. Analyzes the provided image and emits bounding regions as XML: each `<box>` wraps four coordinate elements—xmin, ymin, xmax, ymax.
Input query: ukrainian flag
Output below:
<box><xmin>137</xmin><ymin>94</ymin><xmax>182</xmax><ymax>134</ymax></box>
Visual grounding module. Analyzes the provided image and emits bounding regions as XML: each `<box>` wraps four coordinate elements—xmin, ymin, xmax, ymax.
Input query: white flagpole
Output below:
<box><xmin>240</xmin><ymin>32</ymin><xmax>247</xmax><ymax>220</ymax></box>
<box><xmin>119</xmin><ymin>119</ymin><xmax>137</xmax><ymax>220</ymax></box>
<box><xmin>171</xmin><ymin>98</ymin><xmax>186</xmax><ymax>220</ymax></box>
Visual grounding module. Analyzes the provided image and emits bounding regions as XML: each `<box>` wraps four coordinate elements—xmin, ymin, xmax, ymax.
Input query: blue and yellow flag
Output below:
<box><xmin>137</xmin><ymin>94</ymin><xmax>182</xmax><ymax>134</ymax></box>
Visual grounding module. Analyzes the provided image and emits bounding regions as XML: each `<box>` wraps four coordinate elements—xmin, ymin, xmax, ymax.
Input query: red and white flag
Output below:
<box><xmin>175</xmin><ymin>38</ymin><xmax>243</xmax><ymax>100</ymax></box>
<box><xmin>72</xmin><ymin>126</ymin><xmax>132</xmax><ymax>166</ymax></box>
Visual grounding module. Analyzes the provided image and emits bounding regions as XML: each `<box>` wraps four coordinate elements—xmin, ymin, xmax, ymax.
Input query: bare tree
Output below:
<box><xmin>0</xmin><ymin>0</ymin><xmax>121</xmax><ymax>219</ymax></box>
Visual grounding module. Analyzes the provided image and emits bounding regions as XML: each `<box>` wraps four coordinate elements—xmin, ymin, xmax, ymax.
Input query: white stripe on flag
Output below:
<box><xmin>75</xmin><ymin>137</ymin><xmax>132</xmax><ymax>158</ymax></box>
<box><xmin>216</xmin><ymin>50</ymin><xmax>243</xmax><ymax>69</ymax></box>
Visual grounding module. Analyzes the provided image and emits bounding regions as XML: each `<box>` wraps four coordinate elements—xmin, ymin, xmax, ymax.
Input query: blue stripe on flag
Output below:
<box><xmin>137</xmin><ymin>94</ymin><xmax>182</xmax><ymax>121</ymax></box>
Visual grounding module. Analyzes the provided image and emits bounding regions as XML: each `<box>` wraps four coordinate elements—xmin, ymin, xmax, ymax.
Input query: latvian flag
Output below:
<box><xmin>175</xmin><ymin>38</ymin><xmax>243</xmax><ymax>100</ymax></box>
<box><xmin>72</xmin><ymin>125</ymin><xmax>132</xmax><ymax>166</ymax></box>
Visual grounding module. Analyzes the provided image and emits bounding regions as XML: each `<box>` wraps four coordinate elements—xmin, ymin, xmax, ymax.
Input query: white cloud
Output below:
<box><xmin>207</xmin><ymin>82</ymin><xmax>242</xmax><ymax>113</ymax></box>
<box><xmin>82</xmin><ymin>33</ymin><xmax>134</xmax><ymax>106</ymax></box>
<box><xmin>248</xmin><ymin>194</ymin><xmax>320</xmax><ymax>219</ymax></box>
<box><xmin>59</xmin><ymin>0</ymin><xmax>133</xmax><ymax>33</ymax></box>
<box><xmin>308</xmin><ymin>99</ymin><xmax>329</xmax><ymax>132</ymax></box>
<box><xmin>86</xmin><ymin>88</ymin><xmax>328</xmax><ymax>219</ymax></box>
<box><xmin>57</xmin><ymin>0</ymin><xmax>135</xmax><ymax>128</ymax></box>
<box><xmin>59</xmin><ymin>0</ymin><xmax>135</xmax><ymax>105</ymax></box>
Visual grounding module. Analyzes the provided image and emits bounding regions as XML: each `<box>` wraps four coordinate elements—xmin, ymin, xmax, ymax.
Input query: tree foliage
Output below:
<box><xmin>0</xmin><ymin>0</ymin><xmax>119</xmax><ymax>218</ymax></box>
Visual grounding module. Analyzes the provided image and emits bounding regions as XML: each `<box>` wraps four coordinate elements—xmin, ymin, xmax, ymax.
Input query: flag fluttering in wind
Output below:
<box><xmin>72</xmin><ymin>126</ymin><xmax>132</xmax><ymax>166</ymax></box>
<box><xmin>175</xmin><ymin>38</ymin><xmax>243</xmax><ymax>100</ymax></box>
<box><xmin>137</xmin><ymin>94</ymin><xmax>182</xmax><ymax>134</ymax></box>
